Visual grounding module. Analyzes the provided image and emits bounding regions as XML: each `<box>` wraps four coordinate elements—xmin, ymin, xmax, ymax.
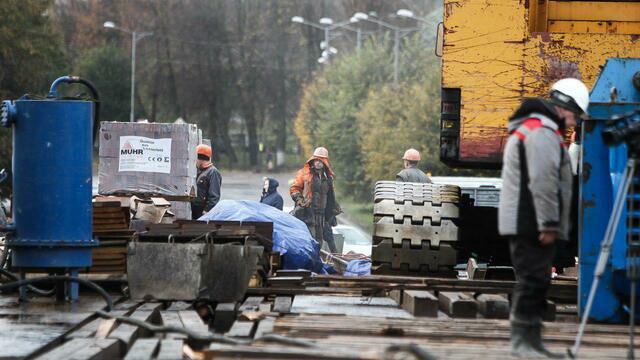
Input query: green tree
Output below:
<box><xmin>294</xmin><ymin>34</ymin><xmax>476</xmax><ymax>202</ymax></box>
<box><xmin>294</xmin><ymin>39</ymin><xmax>390</xmax><ymax>200</ymax></box>
<box><xmin>76</xmin><ymin>46</ymin><xmax>130</xmax><ymax>123</ymax></box>
<box><xmin>0</xmin><ymin>0</ymin><xmax>65</xmax><ymax>190</ymax></box>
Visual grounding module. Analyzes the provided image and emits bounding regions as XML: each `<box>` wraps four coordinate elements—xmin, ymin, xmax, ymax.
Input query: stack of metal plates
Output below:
<box><xmin>372</xmin><ymin>181</ymin><xmax>461</xmax><ymax>274</ymax></box>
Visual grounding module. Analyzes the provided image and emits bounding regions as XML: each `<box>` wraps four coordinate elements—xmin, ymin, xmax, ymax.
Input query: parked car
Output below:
<box><xmin>332</xmin><ymin>225</ymin><xmax>371</xmax><ymax>257</ymax></box>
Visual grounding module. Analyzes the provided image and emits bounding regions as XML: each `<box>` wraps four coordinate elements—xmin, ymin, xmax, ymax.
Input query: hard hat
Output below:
<box><xmin>196</xmin><ymin>144</ymin><xmax>212</xmax><ymax>159</ymax></box>
<box><xmin>549</xmin><ymin>78</ymin><xmax>590</xmax><ymax>115</ymax></box>
<box><xmin>402</xmin><ymin>148</ymin><xmax>421</xmax><ymax>161</ymax></box>
<box><xmin>313</xmin><ymin>147</ymin><xmax>329</xmax><ymax>159</ymax></box>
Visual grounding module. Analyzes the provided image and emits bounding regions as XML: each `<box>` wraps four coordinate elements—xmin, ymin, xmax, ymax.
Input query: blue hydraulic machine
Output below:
<box><xmin>571</xmin><ymin>58</ymin><xmax>640</xmax><ymax>358</ymax></box>
<box><xmin>0</xmin><ymin>76</ymin><xmax>99</xmax><ymax>301</ymax></box>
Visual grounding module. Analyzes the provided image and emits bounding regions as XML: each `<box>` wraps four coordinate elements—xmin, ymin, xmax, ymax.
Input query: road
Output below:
<box><xmin>219</xmin><ymin>171</ymin><xmax>295</xmax><ymax>208</ymax></box>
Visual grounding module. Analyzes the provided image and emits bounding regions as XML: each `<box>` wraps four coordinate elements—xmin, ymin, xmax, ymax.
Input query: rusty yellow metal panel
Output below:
<box><xmin>523</xmin><ymin>33</ymin><xmax>640</xmax><ymax>96</ymax></box>
<box><xmin>547</xmin><ymin>20</ymin><xmax>640</xmax><ymax>35</ymax></box>
<box><xmin>442</xmin><ymin>0</ymin><xmax>527</xmax><ymax>163</ymax></box>
<box><xmin>548</xmin><ymin>1</ymin><xmax>640</xmax><ymax>22</ymax></box>
<box><xmin>442</xmin><ymin>0</ymin><xmax>640</xmax><ymax>166</ymax></box>
<box><xmin>548</xmin><ymin>20</ymin><xmax>640</xmax><ymax>35</ymax></box>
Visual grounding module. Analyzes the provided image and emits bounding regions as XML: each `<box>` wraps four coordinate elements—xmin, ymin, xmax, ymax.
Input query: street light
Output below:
<box><xmin>103</xmin><ymin>21</ymin><xmax>153</xmax><ymax>122</ymax></box>
<box><xmin>350</xmin><ymin>12</ymin><xmax>417</xmax><ymax>84</ymax></box>
<box><xmin>292</xmin><ymin>16</ymin><xmax>370</xmax><ymax>61</ymax></box>
<box><xmin>396</xmin><ymin>8</ymin><xmax>439</xmax><ymax>25</ymax></box>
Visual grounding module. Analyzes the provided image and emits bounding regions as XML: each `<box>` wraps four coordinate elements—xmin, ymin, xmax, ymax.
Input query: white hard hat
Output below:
<box><xmin>550</xmin><ymin>78</ymin><xmax>590</xmax><ymax>115</ymax></box>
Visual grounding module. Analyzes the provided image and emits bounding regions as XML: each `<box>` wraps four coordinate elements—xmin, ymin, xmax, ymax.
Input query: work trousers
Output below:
<box><xmin>307</xmin><ymin>213</ymin><xmax>337</xmax><ymax>253</ymax></box>
<box><xmin>509</xmin><ymin>236</ymin><xmax>557</xmax><ymax>323</ymax></box>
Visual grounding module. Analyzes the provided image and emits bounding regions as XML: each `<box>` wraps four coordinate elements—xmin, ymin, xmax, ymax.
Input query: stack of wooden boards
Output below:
<box><xmin>372</xmin><ymin>181</ymin><xmax>461</xmax><ymax>274</ymax></box>
<box><xmin>88</xmin><ymin>198</ymin><xmax>133</xmax><ymax>275</ymax></box>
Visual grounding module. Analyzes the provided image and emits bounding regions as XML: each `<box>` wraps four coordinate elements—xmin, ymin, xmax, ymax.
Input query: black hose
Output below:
<box><xmin>0</xmin><ymin>268</ymin><xmax>56</xmax><ymax>296</ymax></box>
<box><xmin>69</xmin><ymin>77</ymin><xmax>100</xmax><ymax>144</ymax></box>
<box><xmin>94</xmin><ymin>310</ymin><xmax>318</xmax><ymax>348</ymax></box>
<box><xmin>384</xmin><ymin>344</ymin><xmax>438</xmax><ymax>360</ymax></box>
<box><xmin>0</xmin><ymin>275</ymin><xmax>113</xmax><ymax>310</ymax></box>
<box><xmin>95</xmin><ymin>310</ymin><xmax>242</xmax><ymax>344</ymax></box>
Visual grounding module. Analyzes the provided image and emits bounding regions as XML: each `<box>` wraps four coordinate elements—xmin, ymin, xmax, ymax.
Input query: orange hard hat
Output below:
<box><xmin>402</xmin><ymin>148</ymin><xmax>421</xmax><ymax>161</ymax></box>
<box><xmin>196</xmin><ymin>144</ymin><xmax>212</xmax><ymax>159</ymax></box>
<box><xmin>313</xmin><ymin>146</ymin><xmax>329</xmax><ymax>159</ymax></box>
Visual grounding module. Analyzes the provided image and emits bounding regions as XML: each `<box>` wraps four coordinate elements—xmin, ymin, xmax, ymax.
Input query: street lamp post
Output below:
<box><xmin>350</xmin><ymin>12</ymin><xmax>417</xmax><ymax>85</ymax></box>
<box><xmin>292</xmin><ymin>16</ymin><xmax>367</xmax><ymax>62</ymax></box>
<box><xmin>104</xmin><ymin>21</ymin><xmax>153</xmax><ymax>122</ymax></box>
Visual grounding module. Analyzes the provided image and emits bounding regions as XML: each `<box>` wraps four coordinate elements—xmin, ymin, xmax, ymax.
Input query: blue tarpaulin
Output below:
<box><xmin>199</xmin><ymin>200</ymin><xmax>324</xmax><ymax>273</ymax></box>
<box><xmin>344</xmin><ymin>259</ymin><xmax>371</xmax><ymax>276</ymax></box>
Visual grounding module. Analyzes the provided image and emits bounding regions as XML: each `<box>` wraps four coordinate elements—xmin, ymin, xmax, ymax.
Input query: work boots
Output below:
<box><xmin>510</xmin><ymin>319</ymin><xmax>565</xmax><ymax>359</ymax></box>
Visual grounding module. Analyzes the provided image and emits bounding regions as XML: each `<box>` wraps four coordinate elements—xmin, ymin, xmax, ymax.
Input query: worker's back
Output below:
<box><xmin>396</xmin><ymin>167</ymin><xmax>431</xmax><ymax>183</ymax></box>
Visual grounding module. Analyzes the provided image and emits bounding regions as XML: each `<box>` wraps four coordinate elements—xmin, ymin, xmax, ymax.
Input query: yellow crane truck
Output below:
<box><xmin>439</xmin><ymin>0</ymin><xmax>640</xmax><ymax>168</ymax></box>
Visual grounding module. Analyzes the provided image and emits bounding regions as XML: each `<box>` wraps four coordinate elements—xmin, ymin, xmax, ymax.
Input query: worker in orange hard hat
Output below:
<box><xmin>396</xmin><ymin>148</ymin><xmax>432</xmax><ymax>183</ymax></box>
<box><xmin>290</xmin><ymin>147</ymin><xmax>341</xmax><ymax>252</ymax></box>
<box><xmin>191</xmin><ymin>144</ymin><xmax>222</xmax><ymax>219</ymax></box>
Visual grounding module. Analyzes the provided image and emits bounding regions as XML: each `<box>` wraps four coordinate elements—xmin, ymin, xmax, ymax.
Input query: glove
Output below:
<box><xmin>292</xmin><ymin>192</ymin><xmax>304</xmax><ymax>206</ymax></box>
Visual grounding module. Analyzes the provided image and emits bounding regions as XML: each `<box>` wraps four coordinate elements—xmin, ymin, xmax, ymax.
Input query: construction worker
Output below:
<box><xmin>260</xmin><ymin>177</ymin><xmax>284</xmax><ymax>210</ymax></box>
<box><xmin>290</xmin><ymin>147</ymin><xmax>341</xmax><ymax>252</ymax></box>
<box><xmin>396</xmin><ymin>148</ymin><xmax>432</xmax><ymax>183</ymax></box>
<box><xmin>191</xmin><ymin>144</ymin><xmax>222</xmax><ymax>219</ymax></box>
<box><xmin>499</xmin><ymin>78</ymin><xmax>589</xmax><ymax>358</ymax></box>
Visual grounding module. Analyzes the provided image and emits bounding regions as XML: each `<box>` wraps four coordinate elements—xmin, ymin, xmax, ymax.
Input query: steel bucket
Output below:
<box><xmin>127</xmin><ymin>240</ymin><xmax>263</xmax><ymax>302</ymax></box>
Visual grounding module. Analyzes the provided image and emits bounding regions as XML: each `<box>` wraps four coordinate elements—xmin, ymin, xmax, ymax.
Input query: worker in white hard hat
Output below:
<box><xmin>498</xmin><ymin>78</ymin><xmax>589</xmax><ymax>358</ymax></box>
<box><xmin>396</xmin><ymin>148</ymin><xmax>432</xmax><ymax>183</ymax></box>
<box><xmin>290</xmin><ymin>147</ymin><xmax>342</xmax><ymax>252</ymax></box>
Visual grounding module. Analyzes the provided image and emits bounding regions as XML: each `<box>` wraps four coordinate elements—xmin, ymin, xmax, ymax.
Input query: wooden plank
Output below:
<box><xmin>178</xmin><ymin>311</ymin><xmax>209</xmax><ymax>335</ymax></box>
<box><xmin>253</xmin><ymin>316</ymin><xmax>276</xmax><ymax>339</ymax></box>
<box><xmin>213</xmin><ymin>303</ymin><xmax>237</xmax><ymax>333</ymax></box>
<box><xmin>160</xmin><ymin>311</ymin><xmax>186</xmax><ymax>340</ymax></box>
<box><xmin>226</xmin><ymin>321</ymin><xmax>255</xmax><ymax>338</ymax></box>
<box><xmin>108</xmin><ymin>308</ymin><xmax>158</xmax><ymax>350</ymax></box>
<box><xmin>544</xmin><ymin>300</ymin><xmax>557</xmax><ymax>322</ymax></box>
<box><xmin>156</xmin><ymin>339</ymin><xmax>184</xmax><ymax>360</ymax></box>
<box><xmin>267</xmin><ymin>277</ymin><xmax>304</xmax><ymax>288</ymax></box>
<box><xmin>401</xmin><ymin>290</ymin><xmax>438</xmax><ymax>317</ymax></box>
<box><xmin>438</xmin><ymin>292</ymin><xmax>477</xmax><ymax>318</ymax></box>
<box><xmin>239</xmin><ymin>296</ymin><xmax>264</xmax><ymax>312</ymax></box>
<box><xmin>166</xmin><ymin>301</ymin><xmax>192</xmax><ymax>311</ymax></box>
<box><xmin>275</xmin><ymin>270</ymin><xmax>312</xmax><ymax>279</ymax></box>
<box><xmin>123</xmin><ymin>338</ymin><xmax>160</xmax><ymax>360</ymax></box>
<box><xmin>68</xmin><ymin>318</ymin><xmax>103</xmax><ymax>338</ymax></box>
<box><xmin>389</xmin><ymin>289</ymin><xmax>403</xmax><ymax>305</ymax></box>
<box><xmin>37</xmin><ymin>338</ymin><xmax>121</xmax><ymax>360</ymax></box>
<box><xmin>272</xmin><ymin>296</ymin><xmax>292</xmax><ymax>314</ymax></box>
<box><xmin>476</xmin><ymin>294</ymin><xmax>509</xmax><ymax>319</ymax></box>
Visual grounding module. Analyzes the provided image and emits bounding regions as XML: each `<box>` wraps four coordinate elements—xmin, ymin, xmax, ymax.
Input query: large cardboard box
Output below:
<box><xmin>98</xmin><ymin>121</ymin><xmax>199</xmax><ymax>199</ymax></box>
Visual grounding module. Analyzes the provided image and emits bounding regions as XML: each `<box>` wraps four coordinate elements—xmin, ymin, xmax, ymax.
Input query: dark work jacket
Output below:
<box><xmin>260</xmin><ymin>178</ymin><xmax>284</xmax><ymax>210</ymax></box>
<box><xmin>191</xmin><ymin>164</ymin><xmax>222</xmax><ymax>217</ymax></box>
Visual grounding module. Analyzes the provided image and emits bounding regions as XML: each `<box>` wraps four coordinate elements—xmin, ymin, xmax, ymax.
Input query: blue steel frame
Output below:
<box><xmin>580</xmin><ymin>58</ymin><xmax>640</xmax><ymax>322</ymax></box>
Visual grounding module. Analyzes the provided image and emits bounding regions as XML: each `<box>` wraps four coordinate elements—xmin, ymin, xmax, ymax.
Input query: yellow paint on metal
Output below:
<box><xmin>442</xmin><ymin>0</ymin><xmax>640</xmax><ymax>164</ymax></box>
<box><xmin>548</xmin><ymin>21</ymin><xmax>640</xmax><ymax>35</ymax></box>
<box><xmin>548</xmin><ymin>1</ymin><xmax>640</xmax><ymax>22</ymax></box>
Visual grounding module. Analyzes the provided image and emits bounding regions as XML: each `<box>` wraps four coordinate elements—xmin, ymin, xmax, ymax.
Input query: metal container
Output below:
<box><xmin>2</xmin><ymin>98</ymin><xmax>95</xmax><ymax>268</ymax></box>
<box><xmin>127</xmin><ymin>241</ymin><xmax>263</xmax><ymax>302</ymax></box>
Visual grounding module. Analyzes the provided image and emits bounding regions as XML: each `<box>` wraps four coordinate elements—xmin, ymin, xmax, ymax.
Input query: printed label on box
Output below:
<box><xmin>118</xmin><ymin>136</ymin><xmax>172</xmax><ymax>173</ymax></box>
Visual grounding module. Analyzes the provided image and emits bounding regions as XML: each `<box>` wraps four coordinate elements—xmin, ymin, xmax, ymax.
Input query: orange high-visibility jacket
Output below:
<box><xmin>290</xmin><ymin>156</ymin><xmax>334</xmax><ymax>205</ymax></box>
